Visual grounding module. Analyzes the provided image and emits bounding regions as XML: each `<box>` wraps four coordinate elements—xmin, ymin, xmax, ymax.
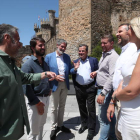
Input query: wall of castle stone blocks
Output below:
<box><xmin>91</xmin><ymin>0</ymin><xmax>112</xmax><ymax>49</ymax></box>
<box><xmin>59</xmin><ymin>0</ymin><xmax>91</xmax><ymax>60</ymax></box>
<box><xmin>111</xmin><ymin>0</ymin><xmax>140</xmax><ymax>34</ymax></box>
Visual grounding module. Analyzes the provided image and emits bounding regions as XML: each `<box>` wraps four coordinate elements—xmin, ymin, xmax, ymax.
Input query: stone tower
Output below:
<box><xmin>34</xmin><ymin>10</ymin><xmax>59</xmax><ymax>54</ymax></box>
<box><xmin>59</xmin><ymin>0</ymin><xmax>140</xmax><ymax>60</ymax></box>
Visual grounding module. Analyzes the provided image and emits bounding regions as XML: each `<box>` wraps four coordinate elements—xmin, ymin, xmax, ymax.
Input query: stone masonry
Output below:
<box><xmin>16</xmin><ymin>0</ymin><xmax>140</xmax><ymax>66</ymax></box>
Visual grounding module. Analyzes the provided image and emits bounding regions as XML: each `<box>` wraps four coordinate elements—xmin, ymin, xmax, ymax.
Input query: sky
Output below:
<box><xmin>0</xmin><ymin>0</ymin><xmax>59</xmax><ymax>46</ymax></box>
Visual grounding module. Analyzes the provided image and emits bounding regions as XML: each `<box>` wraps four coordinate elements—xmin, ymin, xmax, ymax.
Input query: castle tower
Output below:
<box><xmin>59</xmin><ymin>0</ymin><xmax>112</xmax><ymax>60</ymax></box>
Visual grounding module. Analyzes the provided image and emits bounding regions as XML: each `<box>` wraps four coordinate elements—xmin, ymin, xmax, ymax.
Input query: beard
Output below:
<box><xmin>57</xmin><ymin>48</ymin><xmax>64</xmax><ymax>55</ymax></box>
<box><xmin>35</xmin><ymin>49</ymin><xmax>45</xmax><ymax>56</ymax></box>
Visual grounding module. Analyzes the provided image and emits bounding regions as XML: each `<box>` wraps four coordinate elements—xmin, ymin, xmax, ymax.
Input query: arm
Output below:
<box><xmin>97</xmin><ymin>55</ymin><xmax>118</xmax><ymax>104</ymax></box>
<box><xmin>116</xmin><ymin>55</ymin><xmax>140</xmax><ymax>101</ymax></box>
<box><xmin>70</xmin><ymin>60</ymin><xmax>80</xmax><ymax>74</ymax></box>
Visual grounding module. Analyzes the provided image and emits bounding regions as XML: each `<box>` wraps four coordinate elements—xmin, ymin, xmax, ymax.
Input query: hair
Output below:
<box><xmin>56</xmin><ymin>38</ymin><xmax>67</xmax><ymax>46</ymax></box>
<box><xmin>101</xmin><ymin>34</ymin><xmax>114</xmax><ymax>42</ymax></box>
<box><xmin>78</xmin><ymin>44</ymin><xmax>88</xmax><ymax>51</ymax></box>
<box><xmin>0</xmin><ymin>24</ymin><xmax>18</xmax><ymax>45</ymax></box>
<box><xmin>119</xmin><ymin>23</ymin><xmax>130</xmax><ymax>31</ymax></box>
<box><xmin>30</xmin><ymin>37</ymin><xmax>45</xmax><ymax>54</ymax></box>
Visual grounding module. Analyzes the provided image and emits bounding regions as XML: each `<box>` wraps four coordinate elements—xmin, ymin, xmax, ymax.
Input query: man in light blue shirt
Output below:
<box><xmin>71</xmin><ymin>44</ymin><xmax>98</xmax><ymax>140</ymax></box>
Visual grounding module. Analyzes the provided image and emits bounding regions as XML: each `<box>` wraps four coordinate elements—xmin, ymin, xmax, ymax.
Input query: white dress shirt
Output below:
<box><xmin>56</xmin><ymin>52</ymin><xmax>65</xmax><ymax>78</ymax></box>
<box><xmin>113</xmin><ymin>42</ymin><xmax>137</xmax><ymax>90</ymax></box>
<box><xmin>76</xmin><ymin>57</ymin><xmax>94</xmax><ymax>85</ymax></box>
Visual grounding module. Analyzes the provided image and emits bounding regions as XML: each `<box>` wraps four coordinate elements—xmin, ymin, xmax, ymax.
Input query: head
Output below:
<box><xmin>0</xmin><ymin>24</ymin><xmax>21</xmax><ymax>57</ymax></box>
<box><xmin>78</xmin><ymin>44</ymin><xmax>88</xmax><ymax>60</ymax></box>
<box><xmin>128</xmin><ymin>17</ymin><xmax>140</xmax><ymax>43</ymax></box>
<box><xmin>56</xmin><ymin>39</ymin><xmax>67</xmax><ymax>55</ymax></box>
<box><xmin>30</xmin><ymin>37</ymin><xmax>45</xmax><ymax>57</ymax></box>
<box><xmin>101</xmin><ymin>34</ymin><xmax>114</xmax><ymax>53</ymax></box>
<box><xmin>116</xmin><ymin>23</ymin><xmax>130</xmax><ymax>47</ymax></box>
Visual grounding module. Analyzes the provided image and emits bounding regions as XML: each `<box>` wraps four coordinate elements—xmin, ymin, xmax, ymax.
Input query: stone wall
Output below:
<box><xmin>59</xmin><ymin>0</ymin><xmax>91</xmax><ymax>61</ymax></box>
<box><xmin>111</xmin><ymin>0</ymin><xmax>140</xmax><ymax>34</ymax></box>
<box><xmin>91</xmin><ymin>0</ymin><xmax>112</xmax><ymax>49</ymax></box>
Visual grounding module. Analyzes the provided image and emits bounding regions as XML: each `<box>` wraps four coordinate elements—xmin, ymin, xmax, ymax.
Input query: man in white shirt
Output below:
<box><xmin>107</xmin><ymin>23</ymin><xmax>137</xmax><ymax>140</ymax></box>
<box><xmin>45</xmin><ymin>39</ymin><xmax>72</xmax><ymax>140</ymax></box>
<box><xmin>71</xmin><ymin>44</ymin><xmax>98</xmax><ymax>140</ymax></box>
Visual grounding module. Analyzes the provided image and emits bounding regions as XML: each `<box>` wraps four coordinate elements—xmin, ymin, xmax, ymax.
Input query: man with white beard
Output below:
<box><xmin>45</xmin><ymin>39</ymin><xmax>72</xmax><ymax>140</ymax></box>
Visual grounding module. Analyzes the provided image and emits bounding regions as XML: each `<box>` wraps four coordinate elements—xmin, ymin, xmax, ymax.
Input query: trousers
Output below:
<box><xmin>97</xmin><ymin>89</ymin><xmax>117</xmax><ymax>140</ymax></box>
<box><xmin>25</xmin><ymin>96</ymin><xmax>50</xmax><ymax>140</ymax></box>
<box><xmin>75</xmin><ymin>82</ymin><xmax>97</xmax><ymax>134</ymax></box>
<box><xmin>51</xmin><ymin>81</ymin><xmax>68</xmax><ymax>130</ymax></box>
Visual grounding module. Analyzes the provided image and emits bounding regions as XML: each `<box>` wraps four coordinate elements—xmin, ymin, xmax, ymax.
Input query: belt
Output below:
<box><xmin>76</xmin><ymin>81</ymin><xmax>95</xmax><ymax>88</ymax></box>
<box><xmin>37</xmin><ymin>94</ymin><xmax>48</xmax><ymax>97</ymax></box>
<box><xmin>97</xmin><ymin>86</ymin><xmax>104</xmax><ymax>89</ymax></box>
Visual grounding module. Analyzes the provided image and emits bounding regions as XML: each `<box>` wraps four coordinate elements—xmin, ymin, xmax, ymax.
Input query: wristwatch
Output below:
<box><xmin>100</xmin><ymin>92</ymin><xmax>105</xmax><ymax>96</ymax></box>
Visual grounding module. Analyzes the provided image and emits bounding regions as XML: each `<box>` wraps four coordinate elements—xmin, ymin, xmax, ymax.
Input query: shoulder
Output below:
<box><xmin>22</xmin><ymin>56</ymin><xmax>33</xmax><ymax>66</ymax></box>
<box><xmin>88</xmin><ymin>57</ymin><xmax>98</xmax><ymax>62</ymax></box>
<box><xmin>45</xmin><ymin>52</ymin><xmax>55</xmax><ymax>57</ymax></box>
<box><xmin>73</xmin><ymin>58</ymin><xmax>80</xmax><ymax>63</ymax></box>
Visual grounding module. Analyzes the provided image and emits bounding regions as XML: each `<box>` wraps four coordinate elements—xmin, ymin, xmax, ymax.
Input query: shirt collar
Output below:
<box><xmin>31</xmin><ymin>55</ymin><xmax>44</xmax><ymax>62</ymax></box>
<box><xmin>121</xmin><ymin>43</ymin><xmax>129</xmax><ymax>53</ymax></box>
<box><xmin>102</xmin><ymin>49</ymin><xmax>114</xmax><ymax>55</ymax></box>
<box><xmin>0</xmin><ymin>49</ymin><xmax>9</xmax><ymax>56</ymax></box>
<box><xmin>56</xmin><ymin>51</ymin><xmax>63</xmax><ymax>57</ymax></box>
<box><xmin>80</xmin><ymin>56</ymin><xmax>89</xmax><ymax>62</ymax></box>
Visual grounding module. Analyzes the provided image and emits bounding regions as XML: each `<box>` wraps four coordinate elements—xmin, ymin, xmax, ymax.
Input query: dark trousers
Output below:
<box><xmin>75</xmin><ymin>82</ymin><xmax>97</xmax><ymax>134</ymax></box>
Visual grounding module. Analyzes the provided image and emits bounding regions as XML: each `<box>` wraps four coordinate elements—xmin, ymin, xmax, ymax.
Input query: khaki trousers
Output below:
<box><xmin>51</xmin><ymin>81</ymin><xmax>68</xmax><ymax>130</ymax></box>
<box><xmin>115</xmin><ymin>101</ymin><xmax>122</xmax><ymax>140</ymax></box>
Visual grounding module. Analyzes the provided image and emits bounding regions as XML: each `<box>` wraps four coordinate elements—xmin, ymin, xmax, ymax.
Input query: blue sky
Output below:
<box><xmin>0</xmin><ymin>0</ymin><xmax>59</xmax><ymax>46</ymax></box>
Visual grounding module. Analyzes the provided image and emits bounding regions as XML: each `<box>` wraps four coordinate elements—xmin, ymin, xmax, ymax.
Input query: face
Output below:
<box><xmin>7</xmin><ymin>31</ymin><xmax>22</xmax><ymax>57</ymax></box>
<box><xmin>33</xmin><ymin>40</ymin><xmax>45</xmax><ymax>56</ymax></box>
<box><xmin>101</xmin><ymin>38</ymin><xmax>113</xmax><ymax>53</ymax></box>
<box><xmin>57</xmin><ymin>43</ymin><xmax>67</xmax><ymax>55</ymax></box>
<box><xmin>116</xmin><ymin>25</ymin><xmax>129</xmax><ymax>47</ymax></box>
<box><xmin>78</xmin><ymin>46</ymin><xmax>88</xmax><ymax>60</ymax></box>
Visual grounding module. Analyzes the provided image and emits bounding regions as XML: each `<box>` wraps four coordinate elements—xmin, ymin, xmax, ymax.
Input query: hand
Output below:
<box><xmin>107</xmin><ymin>103</ymin><xmax>115</xmax><ymax>122</ymax></box>
<box><xmin>72</xmin><ymin>60</ymin><xmax>80</xmax><ymax>71</ymax></box>
<box><xmin>55</xmin><ymin>75</ymin><xmax>65</xmax><ymax>82</ymax></box>
<box><xmin>46</xmin><ymin>71</ymin><xmax>56</xmax><ymax>81</ymax></box>
<box><xmin>97</xmin><ymin>94</ymin><xmax>105</xmax><ymax>104</ymax></box>
<box><xmin>90</xmin><ymin>71</ymin><xmax>97</xmax><ymax>79</ymax></box>
<box><xmin>36</xmin><ymin>102</ymin><xmax>45</xmax><ymax>115</ymax></box>
<box><xmin>49</xmin><ymin>90</ymin><xmax>52</xmax><ymax>96</ymax></box>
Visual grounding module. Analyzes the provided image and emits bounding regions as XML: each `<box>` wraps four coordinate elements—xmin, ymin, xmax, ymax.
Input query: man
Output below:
<box><xmin>91</xmin><ymin>34</ymin><xmax>119</xmax><ymax>140</ymax></box>
<box><xmin>71</xmin><ymin>44</ymin><xmax>98</xmax><ymax>140</ymax></box>
<box><xmin>0</xmin><ymin>24</ymin><xmax>56</xmax><ymax>140</ymax></box>
<box><xmin>45</xmin><ymin>39</ymin><xmax>72</xmax><ymax>140</ymax></box>
<box><xmin>107</xmin><ymin>24</ymin><xmax>137</xmax><ymax>140</ymax></box>
<box><xmin>21</xmin><ymin>37</ymin><xmax>51</xmax><ymax>140</ymax></box>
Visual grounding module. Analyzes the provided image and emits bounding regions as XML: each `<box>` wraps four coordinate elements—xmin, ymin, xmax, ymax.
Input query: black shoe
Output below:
<box><xmin>59</xmin><ymin>126</ymin><xmax>71</xmax><ymax>133</ymax></box>
<box><xmin>50</xmin><ymin>127</ymin><xmax>60</xmax><ymax>140</ymax></box>
<box><xmin>86</xmin><ymin>133</ymin><xmax>94</xmax><ymax>140</ymax></box>
<box><xmin>50</xmin><ymin>130</ymin><xmax>56</xmax><ymax>140</ymax></box>
<box><xmin>78</xmin><ymin>126</ymin><xmax>88</xmax><ymax>134</ymax></box>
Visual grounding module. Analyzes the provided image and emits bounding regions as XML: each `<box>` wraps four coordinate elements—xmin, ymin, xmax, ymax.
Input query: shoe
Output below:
<box><xmin>59</xmin><ymin>126</ymin><xmax>71</xmax><ymax>133</ymax></box>
<box><xmin>50</xmin><ymin>130</ymin><xmax>56</xmax><ymax>140</ymax></box>
<box><xmin>78</xmin><ymin>126</ymin><xmax>88</xmax><ymax>134</ymax></box>
<box><xmin>86</xmin><ymin>133</ymin><xmax>94</xmax><ymax>140</ymax></box>
<box><xmin>50</xmin><ymin>127</ymin><xmax>60</xmax><ymax>140</ymax></box>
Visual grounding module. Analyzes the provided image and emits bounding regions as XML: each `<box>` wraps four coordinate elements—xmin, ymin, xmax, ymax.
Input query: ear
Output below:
<box><xmin>4</xmin><ymin>34</ymin><xmax>10</xmax><ymax>40</ymax></box>
<box><xmin>31</xmin><ymin>46</ymin><xmax>35</xmax><ymax>52</ymax></box>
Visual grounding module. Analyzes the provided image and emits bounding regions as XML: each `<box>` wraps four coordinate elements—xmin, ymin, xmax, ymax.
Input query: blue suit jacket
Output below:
<box><xmin>70</xmin><ymin>56</ymin><xmax>98</xmax><ymax>86</ymax></box>
<box><xmin>45</xmin><ymin>52</ymin><xmax>71</xmax><ymax>92</ymax></box>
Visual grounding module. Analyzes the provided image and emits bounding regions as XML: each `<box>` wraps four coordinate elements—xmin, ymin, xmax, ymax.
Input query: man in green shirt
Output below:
<box><xmin>0</xmin><ymin>24</ymin><xmax>56</xmax><ymax>140</ymax></box>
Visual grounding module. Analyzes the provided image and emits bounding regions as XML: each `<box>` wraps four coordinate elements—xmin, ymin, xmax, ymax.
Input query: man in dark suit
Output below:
<box><xmin>70</xmin><ymin>44</ymin><xmax>98</xmax><ymax>140</ymax></box>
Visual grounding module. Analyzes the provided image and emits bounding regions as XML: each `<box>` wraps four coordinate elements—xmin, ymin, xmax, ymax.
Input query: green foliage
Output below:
<box><xmin>90</xmin><ymin>35</ymin><xmax>121</xmax><ymax>61</ymax></box>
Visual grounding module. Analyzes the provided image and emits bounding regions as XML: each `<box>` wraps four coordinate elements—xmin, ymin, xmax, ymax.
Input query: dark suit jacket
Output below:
<box><xmin>70</xmin><ymin>56</ymin><xmax>98</xmax><ymax>86</ymax></box>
